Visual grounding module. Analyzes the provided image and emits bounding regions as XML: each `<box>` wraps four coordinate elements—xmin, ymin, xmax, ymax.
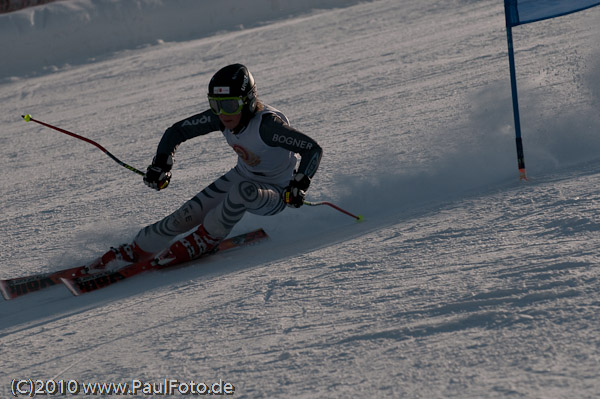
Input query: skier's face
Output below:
<box><xmin>219</xmin><ymin>113</ymin><xmax>242</xmax><ymax>130</ymax></box>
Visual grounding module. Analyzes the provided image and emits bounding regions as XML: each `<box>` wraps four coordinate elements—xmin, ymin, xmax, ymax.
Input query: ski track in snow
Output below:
<box><xmin>1</xmin><ymin>0</ymin><xmax>600</xmax><ymax>397</ymax></box>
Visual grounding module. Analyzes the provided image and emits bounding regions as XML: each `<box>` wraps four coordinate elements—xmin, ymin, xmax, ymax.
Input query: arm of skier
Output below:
<box><xmin>144</xmin><ymin>110</ymin><xmax>221</xmax><ymax>190</ymax></box>
<box><xmin>259</xmin><ymin>113</ymin><xmax>323</xmax><ymax>206</ymax></box>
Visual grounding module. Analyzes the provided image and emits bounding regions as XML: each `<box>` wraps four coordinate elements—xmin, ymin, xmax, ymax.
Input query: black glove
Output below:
<box><xmin>144</xmin><ymin>154</ymin><xmax>173</xmax><ymax>191</ymax></box>
<box><xmin>283</xmin><ymin>173</ymin><xmax>311</xmax><ymax>208</ymax></box>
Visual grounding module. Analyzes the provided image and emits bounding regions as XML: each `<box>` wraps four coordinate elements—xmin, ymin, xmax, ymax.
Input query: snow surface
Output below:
<box><xmin>1</xmin><ymin>0</ymin><xmax>600</xmax><ymax>397</ymax></box>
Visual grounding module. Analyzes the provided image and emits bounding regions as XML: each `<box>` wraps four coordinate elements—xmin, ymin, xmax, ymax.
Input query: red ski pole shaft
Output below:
<box><xmin>303</xmin><ymin>200</ymin><xmax>364</xmax><ymax>221</ymax></box>
<box><xmin>22</xmin><ymin>114</ymin><xmax>146</xmax><ymax>177</ymax></box>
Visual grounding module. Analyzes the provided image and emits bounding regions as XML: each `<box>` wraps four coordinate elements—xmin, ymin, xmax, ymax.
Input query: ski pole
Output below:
<box><xmin>22</xmin><ymin>114</ymin><xmax>146</xmax><ymax>177</ymax></box>
<box><xmin>303</xmin><ymin>200</ymin><xmax>364</xmax><ymax>221</ymax></box>
<box><xmin>22</xmin><ymin>115</ymin><xmax>362</xmax><ymax>218</ymax></box>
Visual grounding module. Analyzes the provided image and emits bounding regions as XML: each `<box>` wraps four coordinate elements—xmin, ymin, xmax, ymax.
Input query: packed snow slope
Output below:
<box><xmin>1</xmin><ymin>0</ymin><xmax>600</xmax><ymax>397</ymax></box>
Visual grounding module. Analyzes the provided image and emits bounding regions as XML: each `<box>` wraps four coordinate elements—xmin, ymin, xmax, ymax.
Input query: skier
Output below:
<box><xmin>87</xmin><ymin>63</ymin><xmax>322</xmax><ymax>271</ymax></box>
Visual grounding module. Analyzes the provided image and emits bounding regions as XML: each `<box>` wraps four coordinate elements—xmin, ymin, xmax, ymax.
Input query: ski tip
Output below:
<box><xmin>59</xmin><ymin>277</ymin><xmax>81</xmax><ymax>296</ymax></box>
<box><xmin>22</xmin><ymin>114</ymin><xmax>32</xmax><ymax>122</ymax></box>
<box><xmin>356</xmin><ymin>214</ymin><xmax>365</xmax><ymax>222</ymax></box>
<box><xmin>0</xmin><ymin>280</ymin><xmax>13</xmax><ymax>300</ymax></box>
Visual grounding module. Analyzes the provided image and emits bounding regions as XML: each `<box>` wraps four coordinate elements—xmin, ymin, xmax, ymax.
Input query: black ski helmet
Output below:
<box><xmin>208</xmin><ymin>64</ymin><xmax>258</xmax><ymax>113</ymax></box>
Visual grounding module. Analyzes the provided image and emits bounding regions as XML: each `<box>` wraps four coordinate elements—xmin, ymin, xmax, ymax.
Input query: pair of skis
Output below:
<box><xmin>0</xmin><ymin>228</ymin><xmax>268</xmax><ymax>300</ymax></box>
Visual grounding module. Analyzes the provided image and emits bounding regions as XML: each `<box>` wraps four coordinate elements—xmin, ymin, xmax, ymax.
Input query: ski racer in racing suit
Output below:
<box><xmin>87</xmin><ymin>63</ymin><xmax>322</xmax><ymax>271</ymax></box>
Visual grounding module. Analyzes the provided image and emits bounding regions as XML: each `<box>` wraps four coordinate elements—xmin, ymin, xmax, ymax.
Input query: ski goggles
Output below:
<box><xmin>208</xmin><ymin>96</ymin><xmax>245</xmax><ymax>115</ymax></box>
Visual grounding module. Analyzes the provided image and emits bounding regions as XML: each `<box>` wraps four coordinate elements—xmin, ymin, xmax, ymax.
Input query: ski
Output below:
<box><xmin>1</xmin><ymin>265</ymin><xmax>88</xmax><ymax>300</ymax></box>
<box><xmin>60</xmin><ymin>228</ymin><xmax>268</xmax><ymax>296</ymax></box>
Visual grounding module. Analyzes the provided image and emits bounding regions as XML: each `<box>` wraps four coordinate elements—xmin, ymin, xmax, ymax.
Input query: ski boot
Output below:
<box><xmin>86</xmin><ymin>242</ymin><xmax>153</xmax><ymax>273</ymax></box>
<box><xmin>154</xmin><ymin>225</ymin><xmax>222</xmax><ymax>267</ymax></box>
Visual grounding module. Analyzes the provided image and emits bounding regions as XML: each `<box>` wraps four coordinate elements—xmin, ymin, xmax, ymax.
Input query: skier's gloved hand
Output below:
<box><xmin>144</xmin><ymin>153</ymin><xmax>173</xmax><ymax>191</ymax></box>
<box><xmin>283</xmin><ymin>173</ymin><xmax>310</xmax><ymax>208</ymax></box>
